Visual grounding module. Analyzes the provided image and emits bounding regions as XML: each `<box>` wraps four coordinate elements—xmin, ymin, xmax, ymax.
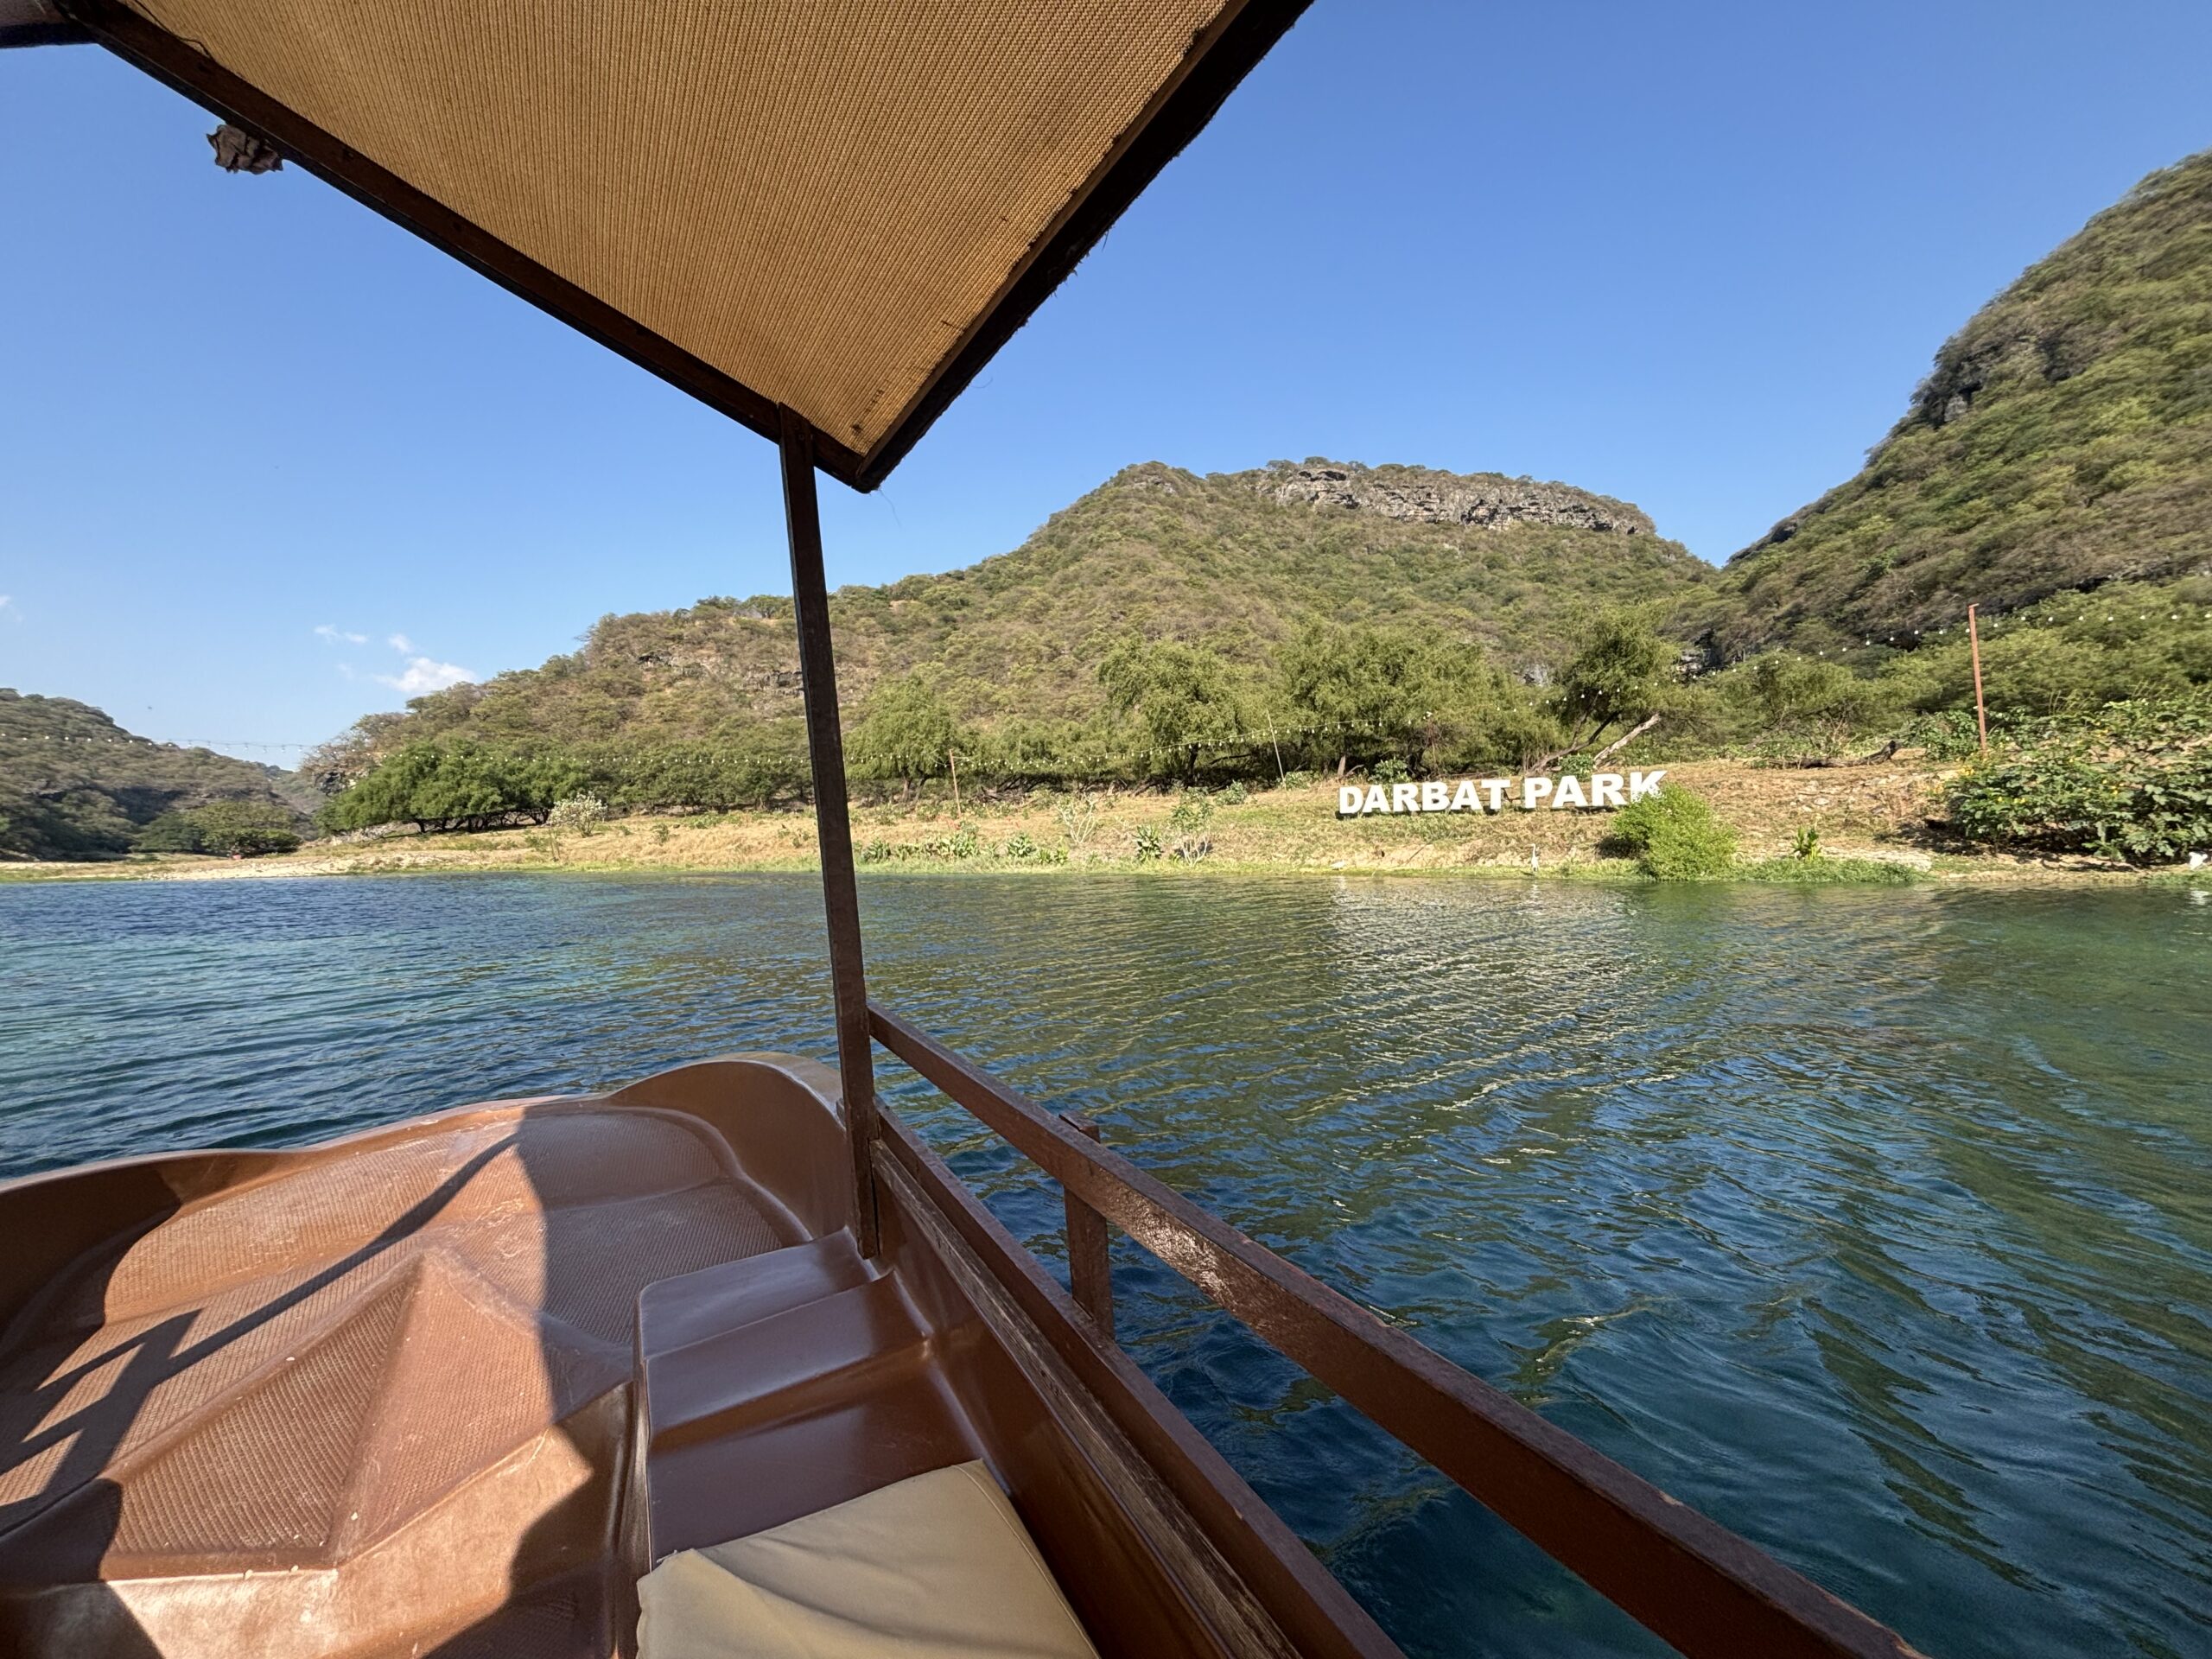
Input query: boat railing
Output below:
<box><xmin>867</xmin><ymin>1001</ymin><xmax>1919</xmax><ymax>1659</ymax></box>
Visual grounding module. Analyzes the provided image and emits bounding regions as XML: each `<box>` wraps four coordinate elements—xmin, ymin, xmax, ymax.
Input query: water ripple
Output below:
<box><xmin>2</xmin><ymin>873</ymin><xmax>2208</xmax><ymax>1658</ymax></box>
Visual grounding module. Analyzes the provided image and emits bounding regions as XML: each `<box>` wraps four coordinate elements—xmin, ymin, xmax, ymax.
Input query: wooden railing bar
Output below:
<box><xmin>871</xmin><ymin>1123</ymin><xmax>1328</xmax><ymax>1659</ymax></box>
<box><xmin>868</xmin><ymin>1001</ymin><xmax>1923</xmax><ymax>1659</ymax></box>
<box><xmin>1058</xmin><ymin>1111</ymin><xmax>1116</xmax><ymax>1338</ymax></box>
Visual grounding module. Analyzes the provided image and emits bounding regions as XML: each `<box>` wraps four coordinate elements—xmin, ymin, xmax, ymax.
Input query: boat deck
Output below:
<box><xmin>0</xmin><ymin>1100</ymin><xmax>791</xmax><ymax>1657</ymax></box>
<box><xmin>0</xmin><ymin>1050</ymin><xmax>1921</xmax><ymax>1659</ymax></box>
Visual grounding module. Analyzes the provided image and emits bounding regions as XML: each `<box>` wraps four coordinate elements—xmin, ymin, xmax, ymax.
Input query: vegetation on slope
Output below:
<box><xmin>41</xmin><ymin>149</ymin><xmax>2212</xmax><ymax>865</ymax></box>
<box><xmin>316</xmin><ymin>122</ymin><xmax>2212</xmax><ymax>831</ymax></box>
<box><xmin>1708</xmin><ymin>149</ymin><xmax>2212</xmax><ymax>657</ymax></box>
<box><xmin>0</xmin><ymin>690</ymin><xmax>311</xmax><ymax>861</ymax></box>
<box><xmin>308</xmin><ymin>460</ymin><xmax>1707</xmax><ymax>787</ymax></box>
<box><xmin>1942</xmin><ymin>693</ymin><xmax>2212</xmax><ymax>863</ymax></box>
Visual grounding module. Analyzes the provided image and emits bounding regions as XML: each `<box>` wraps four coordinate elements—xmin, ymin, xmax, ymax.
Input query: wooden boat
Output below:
<box><xmin>0</xmin><ymin>5</ymin><xmax>1926</xmax><ymax>1656</ymax></box>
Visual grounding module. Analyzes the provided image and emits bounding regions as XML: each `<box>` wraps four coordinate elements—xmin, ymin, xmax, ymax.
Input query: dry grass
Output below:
<box><xmin>10</xmin><ymin>759</ymin><xmax>2177</xmax><ymax>887</ymax></box>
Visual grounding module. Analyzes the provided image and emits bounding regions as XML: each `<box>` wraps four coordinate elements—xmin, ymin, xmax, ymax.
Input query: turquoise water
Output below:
<box><xmin>2</xmin><ymin>873</ymin><xmax>2208</xmax><ymax>1657</ymax></box>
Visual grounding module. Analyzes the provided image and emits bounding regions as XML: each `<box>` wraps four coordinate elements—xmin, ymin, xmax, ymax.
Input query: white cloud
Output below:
<box><xmin>314</xmin><ymin>623</ymin><xmax>368</xmax><ymax>645</ymax></box>
<box><xmin>373</xmin><ymin>656</ymin><xmax>475</xmax><ymax>696</ymax></box>
<box><xmin>387</xmin><ymin>632</ymin><xmax>414</xmax><ymax>653</ymax></box>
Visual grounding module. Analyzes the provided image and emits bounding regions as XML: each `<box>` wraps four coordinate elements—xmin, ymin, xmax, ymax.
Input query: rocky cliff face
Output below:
<box><xmin>1701</xmin><ymin>148</ymin><xmax>2212</xmax><ymax>654</ymax></box>
<box><xmin>1239</xmin><ymin>459</ymin><xmax>1654</xmax><ymax>536</ymax></box>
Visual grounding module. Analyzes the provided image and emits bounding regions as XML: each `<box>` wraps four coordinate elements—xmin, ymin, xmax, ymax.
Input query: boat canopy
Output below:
<box><xmin>25</xmin><ymin>0</ymin><xmax>1303</xmax><ymax>487</ymax></box>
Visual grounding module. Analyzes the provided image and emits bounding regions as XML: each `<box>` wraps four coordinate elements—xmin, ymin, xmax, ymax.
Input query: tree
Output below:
<box><xmin>846</xmin><ymin>673</ymin><xmax>963</xmax><ymax>795</ymax></box>
<box><xmin>321</xmin><ymin>741</ymin><xmax>583</xmax><ymax>834</ymax></box>
<box><xmin>1279</xmin><ymin>623</ymin><xmax>1517</xmax><ymax>774</ymax></box>
<box><xmin>1098</xmin><ymin>637</ymin><xmax>1246</xmax><ymax>784</ymax></box>
<box><xmin>324</xmin><ymin>741</ymin><xmax>444</xmax><ymax>833</ymax></box>
<box><xmin>1732</xmin><ymin>652</ymin><xmax>1897</xmax><ymax>753</ymax></box>
<box><xmin>137</xmin><ymin>800</ymin><xmax>305</xmax><ymax>857</ymax></box>
<box><xmin>1551</xmin><ymin>609</ymin><xmax>1673</xmax><ymax>753</ymax></box>
<box><xmin>189</xmin><ymin>800</ymin><xmax>302</xmax><ymax>857</ymax></box>
<box><xmin>612</xmin><ymin>737</ymin><xmax>804</xmax><ymax>811</ymax></box>
<box><xmin>132</xmin><ymin>810</ymin><xmax>206</xmax><ymax>853</ymax></box>
<box><xmin>1281</xmin><ymin>623</ymin><xmax>1427</xmax><ymax>773</ymax></box>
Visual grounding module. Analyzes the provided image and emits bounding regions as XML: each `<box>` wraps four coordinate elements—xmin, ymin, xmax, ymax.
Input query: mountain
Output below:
<box><xmin>332</xmin><ymin>459</ymin><xmax>1708</xmax><ymax>763</ymax></box>
<box><xmin>1707</xmin><ymin>149</ymin><xmax>2212</xmax><ymax>658</ymax></box>
<box><xmin>0</xmin><ymin>691</ymin><xmax>311</xmax><ymax>860</ymax></box>
<box><xmin>320</xmin><ymin>147</ymin><xmax>2212</xmax><ymax>776</ymax></box>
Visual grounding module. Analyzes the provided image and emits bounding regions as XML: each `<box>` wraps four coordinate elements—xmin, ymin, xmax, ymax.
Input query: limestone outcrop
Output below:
<box><xmin>1240</xmin><ymin>460</ymin><xmax>1653</xmax><ymax>536</ymax></box>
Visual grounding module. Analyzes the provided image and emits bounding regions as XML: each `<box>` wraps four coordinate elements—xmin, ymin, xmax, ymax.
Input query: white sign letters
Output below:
<box><xmin>1338</xmin><ymin>770</ymin><xmax>1664</xmax><ymax>817</ymax></box>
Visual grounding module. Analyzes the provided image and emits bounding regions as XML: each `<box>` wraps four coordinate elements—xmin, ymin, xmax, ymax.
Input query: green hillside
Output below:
<box><xmin>324</xmin><ymin>459</ymin><xmax>1707</xmax><ymax>772</ymax></box>
<box><xmin>1709</xmin><ymin>149</ymin><xmax>2212</xmax><ymax>658</ymax></box>
<box><xmin>280</xmin><ymin>146</ymin><xmax>2212</xmax><ymax>836</ymax></box>
<box><xmin>0</xmin><ymin>691</ymin><xmax>311</xmax><ymax>860</ymax></box>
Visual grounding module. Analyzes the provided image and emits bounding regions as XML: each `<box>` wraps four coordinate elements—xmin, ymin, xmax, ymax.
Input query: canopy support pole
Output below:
<box><xmin>779</xmin><ymin>409</ymin><xmax>880</xmax><ymax>1257</ymax></box>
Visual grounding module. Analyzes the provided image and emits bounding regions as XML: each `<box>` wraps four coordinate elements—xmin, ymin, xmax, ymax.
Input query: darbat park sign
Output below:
<box><xmin>1338</xmin><ymin>769</ymin><xmax>1668</xmax><ymax>817</ymax></box>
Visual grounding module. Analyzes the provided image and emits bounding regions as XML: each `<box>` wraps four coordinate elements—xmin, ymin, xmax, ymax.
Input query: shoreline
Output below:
<box><xmin>4</xmin><ymin>763</ymin><xmax>2198</xmax><ymax>889</ymax></box>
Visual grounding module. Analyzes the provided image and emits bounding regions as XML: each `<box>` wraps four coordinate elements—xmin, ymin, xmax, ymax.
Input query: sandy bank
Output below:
<box><xmin>8</xmin><ymin>762</ymin><xmax>2196</xmax><ymax>888</ymax></box>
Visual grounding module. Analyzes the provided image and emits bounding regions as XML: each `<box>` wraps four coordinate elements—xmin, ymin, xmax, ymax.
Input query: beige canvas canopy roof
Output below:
<box><xmin>18</xmin><ymin>0</ymin><xmax>1306</xmax><ymax>487</ymax></box>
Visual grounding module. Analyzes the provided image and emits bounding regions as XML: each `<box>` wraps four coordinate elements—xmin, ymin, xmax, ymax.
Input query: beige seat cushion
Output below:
<box><xmin>636</xmin><ymin>1460</ymin><xmax>1101</xmax><ymax>1658</ymax></box>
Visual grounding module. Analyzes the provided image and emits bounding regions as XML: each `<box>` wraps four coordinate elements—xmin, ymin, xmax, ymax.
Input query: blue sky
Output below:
<box><xmin>3</xmin><ymin>2</ymin><xmax>2209</xmax><ymax>758</ymax></box>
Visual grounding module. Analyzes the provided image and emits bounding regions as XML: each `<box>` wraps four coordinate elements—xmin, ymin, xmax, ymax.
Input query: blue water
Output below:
<box><xmin>3</xmin><ymin>873</ymin><xmax>2209</xmax><ymax>1657</ymax></box>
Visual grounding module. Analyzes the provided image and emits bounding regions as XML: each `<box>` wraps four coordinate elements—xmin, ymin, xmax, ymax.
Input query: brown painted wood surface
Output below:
<box><xmin>1059</xmin><ymin>1112</ymin><xmax>1116</xmax><ymax>1338</ymax></box>
<box><xmin>873</xmin><ymin>1106</ymin><xmax>1401</xmax><ymax>1659</ymax></box>
<box><xmin>779</xmin><ymin>418</ymin><xmax>880</xmax><ymax>1255</ymax></box>
<box><xmin>870</xmin><ymin>1002</ymin><xmax>1926</xmax><ymax>1659</ymax></box>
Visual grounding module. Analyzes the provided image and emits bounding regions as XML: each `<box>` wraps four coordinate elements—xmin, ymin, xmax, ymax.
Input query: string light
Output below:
<box><xmin>6</xmin><ymin>734</ymin><xmax>313</xmax><ymax>752</ymax></box>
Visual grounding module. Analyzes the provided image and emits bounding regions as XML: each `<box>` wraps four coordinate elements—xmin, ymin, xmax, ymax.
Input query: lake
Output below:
<box><xmin>2</xmin><ymin>872</ymin><xmax>2207</xmax><ymax>1657</ymax></box>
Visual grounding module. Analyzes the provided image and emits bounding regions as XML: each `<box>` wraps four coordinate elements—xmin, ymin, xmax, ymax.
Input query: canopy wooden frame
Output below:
<box><xmin>48</xmin><ymin>0</ymin><xmax>1305</xmax><ymax>493</ymax></box>
<box><xmin>14</xmin><ymin>8</ymin><xmax>1929</xmax><ymax>1656</ymax></box>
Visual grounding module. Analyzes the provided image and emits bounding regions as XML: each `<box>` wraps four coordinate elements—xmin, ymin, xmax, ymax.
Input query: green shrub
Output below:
<box><xmin>1371</xmin><ymin>758</ymin><xmax>1410</xmax><ymax>785</ymax></box>
<box><xmin>132</xmin><ymin>810</ymin><xmax>205</xmax><ymax>853</ymax></box>
<box><xmin>188</xmin><ymin>800</ymin><xmax>302</xmax><ymax>858</ymax></box>
<box><xmin>547</xmin><ymin>793</ymin><xmax>611</xmax><ymax>829</ymax></box>
<box><xmin>131</xmin><ymin>802</ymin><xmax>303</xmax><ymax>856</ymax></box>
<box><xmin>1894</xmin><ymin>709</ymin><xmax>1988</xmax><ymax>761</ymax></box>
<box><xmin>1791</xmin><ymin>826</ymin><xmax>1821</xmax><ymax>860</ymax></box>
<box><xmin>1131</xmin><ymin>825</ymin><xmax>1162</xmax><ymax>862</ymax></box>
<box><xmin>323</xmin><ymin>741</ymin><xmax>586</xmax><ymax>834</ymax></box>
<box><xmin>1947</xmin><ymin>746</ymin><xmax>2212</xmax><ymax>863</ymax></box>
<box><xmin>1605</xmin><ymin>786</ymin><xmax>1738</xmax><ymax>878</ymax></box>
<box><xmin>1053</xmin><ymin>794</ymin><xmax>1101</xmax><ymax>849</ymax></box>
<box><xmin>1218</xmin><ymin>780</ymin><xmax>1249</xmax><ymax>805</ymax></box>
<box><xmin>1168</xmin><ymin>793</ymin><xmax>1216</xmax><ymax>836</ymax></box>
<box><xmin>1942</xmin><ymin>695</ymin><xmax>2212</xmax><ymax>862</ymax></box>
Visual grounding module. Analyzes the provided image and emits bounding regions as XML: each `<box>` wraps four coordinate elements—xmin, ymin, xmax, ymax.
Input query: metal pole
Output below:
<box><xmin>1967</xmin><ymin>603</ymin><xmax>1989</xmax><ymax>756</ymax></box>
<box><xmin>779</xmin><ymin>408</ymin><xmax>880</xmax><ymax>1256</ymax></box>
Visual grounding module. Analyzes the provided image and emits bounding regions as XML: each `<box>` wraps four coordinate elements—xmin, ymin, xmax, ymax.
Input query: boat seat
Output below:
<box><xmin>636</xmin><ymin>1459</ymin><xmax>1100</xmax><ymax>1659</ymax></box>
<box><xmin>629</xmin><ymin>1234</ymin><xmax>982</xmax><ymax>1563</ymax></box>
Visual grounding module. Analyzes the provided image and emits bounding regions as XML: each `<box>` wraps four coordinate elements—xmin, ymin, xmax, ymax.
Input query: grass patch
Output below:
<box><xmin>1740</xmin><ymin>856</ymin><xmax>1921</xmax><ymax>886</ymax></box>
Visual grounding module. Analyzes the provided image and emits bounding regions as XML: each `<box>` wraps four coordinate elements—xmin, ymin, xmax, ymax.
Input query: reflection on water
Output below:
<box><xmin>3</xmin><ymin>873</ymin><xmax>2207</xmax><ymax>1658</ymax></box>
